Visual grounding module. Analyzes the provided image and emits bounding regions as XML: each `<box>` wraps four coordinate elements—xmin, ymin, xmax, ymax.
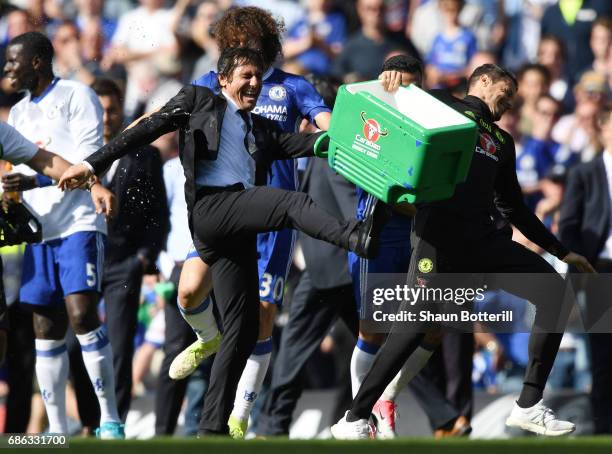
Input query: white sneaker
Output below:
<box><xmin>330</xmin><ymin>411</ymin><xmax>371</xmax><ymax>440</ymax></box>
<box><xmin>505</xmin><ymin>399</ymin><xmax>575</xmax><ymax>436</ymax></box>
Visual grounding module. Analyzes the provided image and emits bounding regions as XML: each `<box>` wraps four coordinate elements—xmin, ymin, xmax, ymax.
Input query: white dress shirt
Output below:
<box><xmin>163</xmin><ymin>156</ymin><xmax>191</xmax><ymax>262</ymax></box>
<box><xmin>195</xmin><ymin>91</ymin><xmax>256</xmax><ymax>188</ymax></box>
<box><xmin>599</xmin><ymin>151</ymin><xmax>612</xmax><ymax>260</ymax></box>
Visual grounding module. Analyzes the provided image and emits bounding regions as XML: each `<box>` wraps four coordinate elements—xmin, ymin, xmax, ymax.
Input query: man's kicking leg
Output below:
<box><xmin>171</xmin><ymin>185</ymin><xmax>389</xmax><ymax>381</ymax></box>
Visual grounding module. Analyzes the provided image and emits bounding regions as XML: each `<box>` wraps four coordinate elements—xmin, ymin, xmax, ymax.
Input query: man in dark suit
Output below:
<box><xmin>69</xmin><ymin>78</ymin><xmax>170</xmax><ymax>426</ymax></box>
<box><xmin>559</xmin><ymin>104</ymin><xmax>612</xmax><ymax>434</ymax></box>
<box><xmin>58</xmin><ymin>47</ymin><xmax>383</xmax><ymax>435</ymax></box>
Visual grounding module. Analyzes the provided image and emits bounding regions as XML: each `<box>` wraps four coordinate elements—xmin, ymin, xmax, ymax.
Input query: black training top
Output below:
<box><xmin>416</xmin><ymin>90</ymin><xmax>569</xmax><ymax>260</ymax></box>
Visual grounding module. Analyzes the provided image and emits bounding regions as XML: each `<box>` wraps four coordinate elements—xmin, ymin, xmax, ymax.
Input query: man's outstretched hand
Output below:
<box><xmin>57</xmin><ymin>163</ymin><xmax>115</xmax><ymax>219</ymax></box>
<box><xmin>562</xmin><ymin>252</ymin><xmax>596</xmax><ymax>274</ymax></box>
<box><xmin>57</xmin><ymin>163</ymin><xmax>94</xmax><ymax>190</ymax></box>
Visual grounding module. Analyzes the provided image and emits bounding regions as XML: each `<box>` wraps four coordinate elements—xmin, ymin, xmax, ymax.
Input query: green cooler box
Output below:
<box><xmin>314</xmin><ymin>81</ymin><xmax>478</xmax><ymax>204</ymax></box>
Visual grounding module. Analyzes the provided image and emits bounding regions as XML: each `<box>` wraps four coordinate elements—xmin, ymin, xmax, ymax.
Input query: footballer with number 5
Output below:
<box><xmin>3</xmin><ymin>32</ymin><xmax>123</xmax><ymax>438</ymax></box>
<box><xmin>0</xmin><ymin>120</ymin><xmax>115</xmax><ymax>364</ymax></box>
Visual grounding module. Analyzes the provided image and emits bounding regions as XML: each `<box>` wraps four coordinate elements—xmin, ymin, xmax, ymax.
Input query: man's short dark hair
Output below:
<box><xmin>91</xmin><ymin>78</ymin><xmax>123</xmax><ymax>104</ymax></box>
<box><xmin>217</xmin><ymin>47</ymin><xmax>264</xmax><ymax>80</ymax></box>
<box><xmin>8</xmin><ymin>31</ymin><xmax>54</xmax><ymax>65</ymax></box>
<box><xmin>382</xmin><ymin>54</ymin><xmax>424</xmax><ymax>78</ymax></box>
<box><xmin>467</xmin><ymin>64</ymin><xmax>518</xmax><ymax>92</ymax></box>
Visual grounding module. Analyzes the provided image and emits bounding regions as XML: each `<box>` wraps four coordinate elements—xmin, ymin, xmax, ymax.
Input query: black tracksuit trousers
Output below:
<box><xmin>193</xmin><ymin>185</ymin><xmax>359</xmax><ymax>434</ymax></box>
<box><xmin>349</xmin><ymin>223</ymin><xmax>571</xmax><ymax>420</ymax></box>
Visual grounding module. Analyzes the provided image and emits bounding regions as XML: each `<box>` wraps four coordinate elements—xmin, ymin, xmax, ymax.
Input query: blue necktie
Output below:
<box><xmin>238</xmin><ymin>109</ymin><xmax>252</xmax><ymax>154</ymax></box>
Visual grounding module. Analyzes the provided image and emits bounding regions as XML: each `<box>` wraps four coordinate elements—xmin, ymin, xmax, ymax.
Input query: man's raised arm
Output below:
<box><xmin>58</xmin><ymin>85</ymin><xmax>198</xmax><ymax>190</ymax></box>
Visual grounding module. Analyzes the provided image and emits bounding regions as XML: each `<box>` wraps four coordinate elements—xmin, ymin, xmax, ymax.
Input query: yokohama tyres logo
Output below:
<box><xmin>360</xmin><ymin>111</ymin><xmax>388</xmax><ymax>142</ymax></box>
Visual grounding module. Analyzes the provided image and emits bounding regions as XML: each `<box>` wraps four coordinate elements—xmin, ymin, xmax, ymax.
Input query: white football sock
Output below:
<box><xmin>178</xmin><ymin>298</ymin><xmax>219</xmax><ymax>342</ymax></box>
<box><xmin>35</xmin><ymin>339</ymin><xmax>69</xmax><ymax>433</ymax></box>
<box><xmin>350</xmin><ymin>338</ymin><xmax>380</xmax><ymax>398</ymax></box>
<box><xmin>231</xmin><ymin>337</ymin><xmax>273</xmax><ymax>422</ymax></box>
<box><xmin>76</xmin><ymin>326</ymin><xmax>120</xmax><ymax>424</ymax></box>
<box><xmin>381</xmin><ymin>345</ymin><xmax>435</xmax><ymax>401</ymax></box>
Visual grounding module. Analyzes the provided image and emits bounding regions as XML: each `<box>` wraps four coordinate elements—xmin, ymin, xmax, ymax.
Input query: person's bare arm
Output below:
<box><xmin>25</xmin><ymin>148</ymin><xmax>116</xmax><ymax>217</ymax></box>
<box><xmin>313</xmin><ymin>111</ymin><xmax>331</xmax><ymax>131</ymax></box>
<box><xmin>25</xmin><ymin>148</ymin><xmax>76</xmax><ymax>181</ymax></box>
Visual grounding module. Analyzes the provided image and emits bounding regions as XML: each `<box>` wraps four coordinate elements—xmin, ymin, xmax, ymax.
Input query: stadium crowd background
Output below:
<box><xmin>0</xmin><ymin>0</ymin><xmax>611</xmax><ymax>437</ymax></box>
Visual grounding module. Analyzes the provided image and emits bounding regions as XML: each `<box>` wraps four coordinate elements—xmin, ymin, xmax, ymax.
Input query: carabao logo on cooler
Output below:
<box><xmin>360</xmin><ymin>111</ymin><xmax>388</xmax><ymax>143</ymax></box>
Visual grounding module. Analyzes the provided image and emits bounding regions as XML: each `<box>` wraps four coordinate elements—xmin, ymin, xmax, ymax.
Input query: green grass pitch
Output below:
<box><xmin>34</xmin><ymin>436</ymin><xmax>612</xmax><ymax>453</ymax></box>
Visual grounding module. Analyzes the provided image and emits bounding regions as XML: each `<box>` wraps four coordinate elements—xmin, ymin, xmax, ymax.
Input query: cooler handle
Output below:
<box><xmin>313</xmin><ymin>132</ymin><xmax>329</xmax><ymax>158</ymax></box>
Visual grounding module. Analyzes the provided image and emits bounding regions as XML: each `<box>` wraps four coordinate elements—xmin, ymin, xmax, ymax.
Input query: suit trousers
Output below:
<box><xmin>193</xmin><ymin>185</ymin><xmax>359</xmax><ymax>434</ymax></box>
<box><xmin>154</xmin><ymin>263</ymin><xmax>196</xmax><ymax>435</ymax></box>
<box><xmin>103</xmin><ymin>256</ymin><xmax>145</xmax><ymax>421</ymax></box>
<box><xmin>424</xmin><ymin>333</ymin><xmax>474</xmax><ymax>419</ymax></box>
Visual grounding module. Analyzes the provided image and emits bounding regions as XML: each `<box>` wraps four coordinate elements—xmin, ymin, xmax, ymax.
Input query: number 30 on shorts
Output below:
<box><xmin>259</xmin><ymin>273</ymin><xmax>284</xmax><ymax>302</ymax></box>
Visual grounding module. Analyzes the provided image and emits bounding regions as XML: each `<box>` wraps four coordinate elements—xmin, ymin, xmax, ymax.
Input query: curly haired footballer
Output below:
<box><xmin>212</xmin><ymin>6</ymin><xmax>285</xmax><ymax>68</ymax></box>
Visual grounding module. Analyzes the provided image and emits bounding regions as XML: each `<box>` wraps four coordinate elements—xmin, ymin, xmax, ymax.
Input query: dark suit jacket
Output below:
<box><xmin>86</xmin><ymin>85</ymin><xmax>325</xmax><ymax>233</ymax></box>
<box><xmin>103</xmin><ymin>145</ymin><xmax>169</xmax><ymax>271</ymax></box>
<box><xmin>559</xmin><ymin>154</ymin><xmax>611</xmax><ymax>264</ymax></box>
<box><xmin>299</xmin><ymin>157</ymin><xmax>357</xmax><ymax>290</ymax></box>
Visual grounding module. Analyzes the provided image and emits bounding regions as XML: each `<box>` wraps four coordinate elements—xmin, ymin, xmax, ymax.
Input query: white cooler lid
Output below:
<box><xmin>346</xmin><ymin>81</ymin><xmax>472</xmax><ymax>130</ymax></box>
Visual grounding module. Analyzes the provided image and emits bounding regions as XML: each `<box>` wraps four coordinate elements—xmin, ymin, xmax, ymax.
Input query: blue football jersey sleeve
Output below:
<box><xmin>192</xmin><ymin>71</ymin><xmax>221</xmax><ymax>92</ymax></box>
<box><xmin>294</xmin><ymin>76</ymin><xmax>330</xmax><ymax>126</ymax></box>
